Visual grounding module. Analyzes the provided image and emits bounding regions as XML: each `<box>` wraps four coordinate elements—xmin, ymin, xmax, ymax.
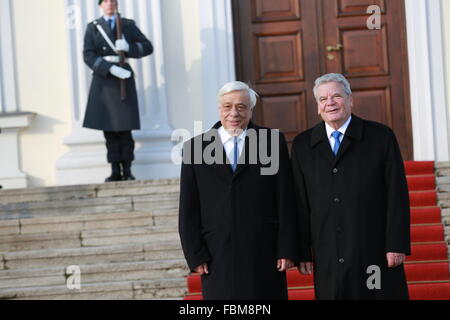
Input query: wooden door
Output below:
<box><xmin>232</xmin><ymin>0</ymin><xmax>322</xmax><ymax>145</ymax></box>
<box><xmin>321</xmin><ymin>0</ymin><xmax>412</xmax><ymax>159</ymax></box>
<box><xmin>233</xmin><ymin>0</ymin><xmax>413</xmax><ymax>159</ymax></box>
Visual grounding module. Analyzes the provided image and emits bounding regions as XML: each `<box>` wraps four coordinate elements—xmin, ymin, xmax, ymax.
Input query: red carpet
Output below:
<box><xmin>183</xmin><ymin>161</ymin><xmax>450</xmax><ymax>300</ymax></box>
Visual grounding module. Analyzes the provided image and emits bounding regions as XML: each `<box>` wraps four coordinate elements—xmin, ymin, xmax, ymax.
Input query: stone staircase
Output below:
<box><xmin>3</xmin><ymin>162</ymin><xmax>449</xmax><ymax>300</ymax></box>
<box><xmin>436</xmin><ymin>162</ymin><xmax>450</xmax><ymax>253</ymax></box>
<box><xmin>0</xmin><ymin>179</ymin><xmax>189</xmax><ymax>300</ymax></box>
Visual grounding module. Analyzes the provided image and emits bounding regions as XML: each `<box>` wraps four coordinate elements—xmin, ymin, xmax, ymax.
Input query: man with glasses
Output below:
<box><xmin>179</xmin><ymin>81</ymin><xmax>300</xmax><ymax>300</ymax></box>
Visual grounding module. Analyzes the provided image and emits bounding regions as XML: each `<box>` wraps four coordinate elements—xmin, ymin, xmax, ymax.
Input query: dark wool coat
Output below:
<box><xmin>291</xmin><ymin>115</ymin><xmax>411</xmax><ymax>300</ymax></box>
<box><xmin>82</xmin><ymin>17</ymin><xmax>153</xmax><ymax>131</ymax></box>
<box><xmin>179</xmin><ymin>122</ymin><xmax>300</xmax><ymax>300</ymax></box>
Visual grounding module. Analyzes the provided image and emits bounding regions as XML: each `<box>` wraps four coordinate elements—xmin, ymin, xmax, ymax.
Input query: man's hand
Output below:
<box><xmin>109</xmin><ymin>65</ymin><xmax>131</xmax><ymax>79</ymax></box>
<box><xmin>386</xmin><ymin>252</ymin><xmax>406</xmax><ymax>268</ymax></box>
<box><xmin>298</xmin><ymin>262</ymin><xmax>313</xmax><ymax>275</ymax></box>
<box><xmin>115</xmin><ymin>38</ymin><xmax>129</xmax><ymax>52</ymax></box>
<box><xmin>277</xmin><ymin>259</ymin><xmax>294</xmax><ymax>272</ymax></box>
<box><xmin>194</xmin><ymin>263</ymin><xmax>209</xmax><ymax>275</ymax></box>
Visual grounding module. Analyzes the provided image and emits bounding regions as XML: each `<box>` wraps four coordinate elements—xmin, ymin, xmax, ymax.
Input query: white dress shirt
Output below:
<box><xmin>218</xmin><ymin>126</ymin><xmax>246</xmax><ymax>166</ymax></box>
<box><xmin>325</xmin><ymin>116</ymin><xmax>352</xmax><ymax>151</ymax></box>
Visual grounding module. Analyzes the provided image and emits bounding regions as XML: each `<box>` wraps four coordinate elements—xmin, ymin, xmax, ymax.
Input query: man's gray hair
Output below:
<box><xmin>313</xmin><ymin>73</ymin><xmax>352</xmax><ymax>100</ymax></box>
<box><xmin>218</xmin><ymin>81</ymin><xmax>259</xmax><ymax>109</ymax></box>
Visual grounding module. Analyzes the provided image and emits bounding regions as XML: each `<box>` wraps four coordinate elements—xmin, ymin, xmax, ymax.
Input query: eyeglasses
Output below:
<box><xmin>220</xmin><ymin>105</ymin><xmax>251</xmax><ymax>113</ymax></box>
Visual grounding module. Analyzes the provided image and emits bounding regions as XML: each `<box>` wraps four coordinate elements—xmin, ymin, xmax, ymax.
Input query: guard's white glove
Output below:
<box><xmin>109</xmin><ymin>65</ymin><xmax>131</xmax><ymax>79</ymax></box>
<box><xmin>115</xmin><ymin>38</ymin><xmax>129</xmax><ymax>52</ymax></box>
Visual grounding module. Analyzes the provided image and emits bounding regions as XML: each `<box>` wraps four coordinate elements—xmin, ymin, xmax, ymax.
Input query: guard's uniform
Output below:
<box><xmin>82</xmin><ymin>16</ymin><xmax>153</xmax><ymax>174</ymax></box>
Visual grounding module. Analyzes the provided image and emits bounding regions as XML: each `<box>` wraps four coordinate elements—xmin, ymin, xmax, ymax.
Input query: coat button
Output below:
<box><xmin>332</xmin><ymin>168</ymin><xmax>338</xmax><ymax>174</ymax></box>
<box><xmin>339</xmin><ymin>258</ymin><xmax>345</xmax><ymax>264</ymax></box>
<box><xmin>337</xmin><ymin>227</ymin><xmax>343</xmax><ymax>234</ymax></box>
<box><xmin>334</xmin><ymin>197</ymin><xmax>340</xmax><ymax>203</ymax></box>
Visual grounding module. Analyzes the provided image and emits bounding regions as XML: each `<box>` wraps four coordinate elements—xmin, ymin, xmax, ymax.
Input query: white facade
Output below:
<box><xmin>0</xmin><ymin>0</ymin><xmax>35</xmax><ymax>189</ymax></box>
<box><xmin>0</xmin><ymin>0</ymin><xmax>449</xmax><ymax>189</ymax></box>
<box><xmin>405</xmin><ymin>0</ymin><xmax>450</xmax><ymax>162</ymax></box>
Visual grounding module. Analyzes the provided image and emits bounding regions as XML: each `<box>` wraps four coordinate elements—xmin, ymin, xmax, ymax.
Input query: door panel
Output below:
<box><xmin>322</xmin><ymin>0</ymin><xmax>412</xmax><ymax>159</ymax></box>
<box><xmin>252</xmin><ymin>0</ymin><xmax>302</xmax><ymax>22</ymax></box>
<box><xmin>340</xmin><ymin>26</ymin><xmax>389</xmax><ymax>77</ymax></box>
<box><xmin>337</xmin><ymin>0</ymin><xmax>386</xmax><ymax>16</ymax></box>
<box><xmin>233</xmin><ymin>0</ymin><xmax>321</xmax><ymax>148</ymax></box>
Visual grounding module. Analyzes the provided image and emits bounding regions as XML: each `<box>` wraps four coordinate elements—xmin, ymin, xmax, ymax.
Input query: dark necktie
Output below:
<box><xmin>108</xmin><ymin>19</ymin><xmax>114</xmax><ymax>30</ymax></box>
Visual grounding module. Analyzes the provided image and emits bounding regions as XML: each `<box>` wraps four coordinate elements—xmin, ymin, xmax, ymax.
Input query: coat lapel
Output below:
<box><xmin>311</xmin><ymin>121</ymin><xmax>335</xmax><ymax>166</ymax></box>
<box><xmin>204</xmin><ymin>122</ymin><xmax>233</xmax><ymax>181</ymax></box>
<box><xmin>205</xmin><ymin>121</ymin><xmax>256</xmax><ymax>180</ymax></box>
<box><xmin>333</xmin><ymin>115</ymin><xmax>364</xmax><ymax>165</ymax></box>
<box><xmin>97</xmin><ymin>18</ymin><xmax>116</xmax><ymax>43</ymax></box>
<box><xmin>233</xmin><ymin>122</ymin><xmax>256</xmax><ymax>179</ymax></box>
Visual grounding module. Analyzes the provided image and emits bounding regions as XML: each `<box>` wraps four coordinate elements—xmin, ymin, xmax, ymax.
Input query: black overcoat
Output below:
<box><xmin>82</xmin><ymin>17</ymin><xmax>153</xmax><ymax>131</ymax></box>
<box><xmin>179</xmin><ymin>122</ymin><xmax>300</xmax><ymax>300</ymax></box>
<box><xmin>291</xmin><ymin>115</ymin><xmax>411</xmax><ymax>300</ymax></box>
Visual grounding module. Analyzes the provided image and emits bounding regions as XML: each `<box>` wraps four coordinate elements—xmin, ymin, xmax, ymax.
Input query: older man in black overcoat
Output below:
<box><xmin>83</xmin><ymin>0</ymin><xmax>153</xmax><ymax>181</ymax></box>
<box><xmin>291</xmin><ymin>73</ymin><xmax>411</xmax><ymax>299</ymax></box>
<box><xmin>179</xmin><ymin>81</ymin><xmax>300</xmax><ymax>300</ymax></box>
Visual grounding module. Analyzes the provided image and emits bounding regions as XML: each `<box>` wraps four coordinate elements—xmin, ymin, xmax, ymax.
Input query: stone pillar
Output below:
<box><xmin>0</xmin><ymin>0</ymin><xmax>35</xmax><ymax>189</ymax></box>
<box><xmin>56</xmin><ymin>0</ymin><xmax>177</xmax><ymax>185</ymax></box>
<box><xmin>198</xmin><ymin>0</ymin><xmax>236</xmax><ymax>128</ymax></box>
<box><xmin>405</xmin><ymin>0</ymin><xmax>450</xmax><ymax>161</ymax></box>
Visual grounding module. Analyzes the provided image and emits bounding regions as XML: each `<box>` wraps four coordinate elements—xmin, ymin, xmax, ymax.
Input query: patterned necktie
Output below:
<box><xmin>332</xmin><ymin>131</ymin><xmax>342</xmax><ymax>156</ymax></box>
<box><xmin>231</xmin><ymin>136</ymin><xmax>238</xmax><ymax>172</ymax></box>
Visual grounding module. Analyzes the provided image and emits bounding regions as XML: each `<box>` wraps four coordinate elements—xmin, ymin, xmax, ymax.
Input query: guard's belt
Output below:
<box><xmin>103</xmin><ymin>55</ymin><xmax>129</xmax><ymax>63</ymax></box>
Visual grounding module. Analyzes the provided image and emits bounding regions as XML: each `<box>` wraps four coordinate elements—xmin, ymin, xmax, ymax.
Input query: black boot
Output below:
<box><xmin>121</xmin><ymin>161</ymin><xmax>136</xmax><ymax>181</ymax></box>
<box><xmin>105</xmin><ymin>162</ymin><xmax>122</xmax><ymax>182</ymax></box>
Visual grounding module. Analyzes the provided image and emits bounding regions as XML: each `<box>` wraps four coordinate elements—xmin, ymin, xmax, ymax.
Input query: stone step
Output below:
<box><xmin>437</xmin><ymin>176</ymin><xmax>450</xmax><ymax>190</ymax></box>
<box><xmin>0</xmin><ymin>211</ymin><xmax>152</xmax><ymax>235</ymax></box>
<box><xmin>0</xmin><ymin>231</ymin><xmax>81</xmax><ymax>252</ymax></box>
<box><xmin>132</xmin><ymin>194</ymin><xmax>179</xmax><ymax>212</ymax></box>
<box><xmin>96</xmin><ymin>182</ymin><xmax>180</xmax><ymax>198</ymax></box>
<box><xmin>438</xmin><ymin>192</ymin><xmax>450</xmax><ymax>201</ymax></box>
<box><xmin>0</xmin><ymin>197</ymin><xmax>133</xmax><ymax>220</ymax></box>
<box><xmin>2</xmin><ymin>241</ymin><xmax>183</xmax><ymax>269</ymax></box>
<box><xmin>0</xmin><ymin>222</ymin><xmax>179</xmax><ymax>253</ymax></box>
<box><xmin>0</xmin><ymin>185</ymin><xmax>97</xmax><ymax>206</ymax></box>
<box><xmin>0</xmin><ymin>192</ymin><xmax>179</xmax><ymax>220</ymax></box>
<box><xmin>0</xmin><ymin>219</ymin><xmax>19</xmax><ymax>236</ymax></box>
<box><xmin>443</xmin><ymin>209</ymin><xmax>450</xmax><ymax>226</ymax></box>
<box><xmin>0</xmin><ymin>259</ymin><xmax>189</xmax><ymax>290</ymax></box>
<box><xmin>0</xmin><ymin>209</ymin><xmax>178</xmax><ymax>236</ymax></box>
<box><xmin>0</xmin><ymin>278</ymin><xmax>186</xmax><ymax>300</ymax></box>
<box><xmin>81</xmin><ymin>225</ymin><xmax>180</xmax><ymax>247</ymax></box>
<box><xmin>0</xmin><ymin>179</ymin><xmax>180</xmax><ymax>205</ymax></box>
<box><xmin>133</xmin><ymin>278</ymin><xmax>187</xmax><ymax>300</ymax></box>
<box><xmin>436</xmin><ymin>162</ymin><xmax>450</xmax><ymax>177</ymax></box>
<box><xmin>152</xmin><ymin>209</ymin><xmax>178</xmax><ymax>226</ymax></box>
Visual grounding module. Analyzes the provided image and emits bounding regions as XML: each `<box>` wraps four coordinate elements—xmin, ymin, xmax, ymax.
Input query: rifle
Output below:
<box><xmin>115</xmin><ymin>9</ymin><xmax>127</xmax><ymax>101</ymax></box>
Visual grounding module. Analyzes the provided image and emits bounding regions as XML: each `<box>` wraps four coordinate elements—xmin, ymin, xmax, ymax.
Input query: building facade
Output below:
<box><xmin>0</xmin><ymin>0</ymin><xmax>449</xmax><ymax>189</ymax></box>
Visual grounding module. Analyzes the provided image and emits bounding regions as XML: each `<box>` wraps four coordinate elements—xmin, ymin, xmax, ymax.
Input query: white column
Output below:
<box><xmin>0</xmin><ymin>0</ymin><xmax>34</xmax><ymax>189</ymax></box>
<box><xmin>405</xmin><ymin>0</ymin><xmax>450</xmax><ymax>161</ymax></box>
<box><xmin>57</xmin><ymin>0</ymin><xmax>178</xmax><ymax>185</ymax></box>
<box><xmin>199</xmin><ymin>0</ymin><xmax>236</xmax><ymax>129</ymax></box>
<box><xmin>0</xmin><ymin>0</ymin><xmax>18</xmax><ymax>113</ymax></box>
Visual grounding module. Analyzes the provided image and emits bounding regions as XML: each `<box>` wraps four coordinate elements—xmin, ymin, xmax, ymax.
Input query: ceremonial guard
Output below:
<box><xmin>83</xmin><ymin>0</ymin><xmax>153</xmax><ymax>181</ymax></box>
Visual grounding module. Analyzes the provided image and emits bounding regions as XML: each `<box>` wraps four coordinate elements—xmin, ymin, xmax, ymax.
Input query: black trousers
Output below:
<box><xmin>103</xmin><ymin>131</ymin><xmax>135</xmax><ymax>163</ymax></box>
